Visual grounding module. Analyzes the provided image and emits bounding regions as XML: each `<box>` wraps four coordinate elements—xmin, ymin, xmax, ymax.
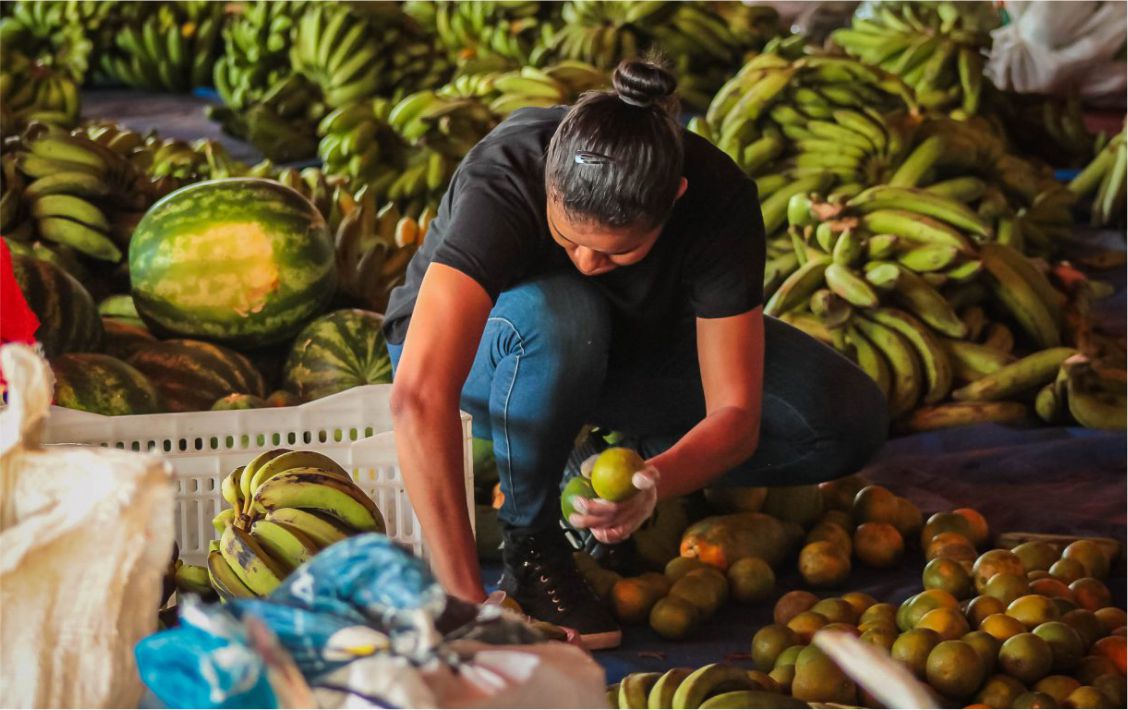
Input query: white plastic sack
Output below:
<box><xmin>0</xmin><ymin>344</ymin><xmax>175</xmax><ymax>708</ymax></box>
<box><xmin>986</xmin><ymin>1</ymin><xmax>1127</xmax><ymax>102</ymax></box>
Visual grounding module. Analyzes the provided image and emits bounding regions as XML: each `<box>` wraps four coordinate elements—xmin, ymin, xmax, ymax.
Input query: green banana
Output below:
<box><xmin>942</xmin><ymin>338</ymin><xmax>1015</xmax><ymax>383</ymax></box>
<box><xmin>700</xmin><ymin>691</ymin><xmax>808</xmax><ymax>709</ymax></box>
<box><xmin>212</xmin><ymin>508</ymin><xmax>236</xmax><ymax>535</ymax></box>
<box><xmin>1035</xmin><ymin>381</ymin><xmax>1064</xmax><ymax>424</ymax></box>
<box><xmin>980</xmin><ymin>246</ymin><xmax>1061</xmax><ymax>348</ymax></box>
<box><xmin>207</xmin><ymin>549</ymin><xmax>256</xmax><ymax>601</ymax></box>
<box><xmin>869</xmin><ymin>307</ymin><xmax>953</xmax><ymax>404</ymax></box>
<box><xmin>240</xmin><ymin>448</ymin><xmax>291</xmax><ymax>505</ymax></box>
<box><xmin>250</xmin><ymin>519</ymin><xmax>320</xmax><ymax>571</ymax></box>
<box><xmin>648</xmin><ymin>668</ymin><xmax>694</xmax><ymax>710</ymax></box>
<box><xmin>952</xmin><ymin>347</ymin><xmax>1078</xmax><ymax>401</ymax></box>
<box><xmin>173</xmin><ymin>562</ymin><xmax>215</xmax><ymax>598</ymax></box>
<box><xmin>859</xmin><ymin>209</ymin><xmax>974</xmax><ymax>254</ymax></box>
<box><xmin>24</xmin><ymin>171</ymin><xmax>111</xmax><ymax>199</ymax></box>
<box><xmin>888</xmin><ymin>265</ymin><xmax>967</xmax><ymax>338</ymax></box>
<box><xmin>619</xmin><ymin>672</ymin><xmax>662</xmax><ymax>709</ymax></box>
<box><xmin>221</xmin><ymin>466</ymin><xmax>245</xmax><ymax>510</ymax></box>
<box><xmin>265</xmin><ymin>507</ymin><xmax>352</xmax><ymax>548</ymax></box>
<box><xmin>37</xmin><ymin>217</ymin><xmax>120</xmax><ymax>262</ymax></box>
<box><xmin>903</xmin><ymin>401</ymin><xmax>1032</xmax><ymax>432</ymax></box>
<box><xmin>764</xmin><ymin>257</ymin><xmax>830</xmax><ymax>317</ymax></box>
<box><xmin>247</xmin><ymin>449</ymin><xmax>352</xmax><ymax>501</ymax></box>
<box><xmin>30</xmin><ymin>194</ymin><xmax>110</xmax><ymax>231</ymax></box>
<box><xmin>982</xmin><ymin>322</ymin><xmax>1015</xmax><ymax>354</ymax></box>
<box><xmin>760</xmin><ymin>174</ymin><xmax>833</xmax><ymax>234</ymax></box>
<box><xmin>848</xmin><ymin>186</ymin><xmax>991</xmax><ymax>238</ymax></box>
<box><xmin>825</xmin><ymin>262</ymin><xmax>880</xmax><ymax>308</ymax></box>
<box><xmin>896</xmin><ymin>244</ymin><xmax>961</xmax><ymax>272</ymax></box>
<box><xmin>252</xmin><ymin>472</ymin><xmax>384</xmax><ymax>532</ymax></box>
<box><xmin>866</xmin><ymin>234</ymin><xmax>900</xmax><ymax>260</ymax></box>
<box><xmin>888</xmin><ymin>135</ymin><xmax>945</xmax><ymax>188</ymax></box>
<box><xmin>856</xmin><ymin>315</ymin><xmax>923</xmax><ymax>417</ymax></box>
<box><xmin>1064</xmin><ymin>359</ymin><xmax>1127</xmax><ymax>430</ymax></box>
<box><xmin>672</xmin><ymin>665</ymin><xmax>762</xmax><ymax>710</ymax></box>
<box><xmin>220</xmin><ymin>524</ymin><xmax>287</xmax><ymax>596</ymax></box>
<box><xmin>847</xmin><ymin>324</ymin><xmax>892</xmax><ymax>399</ymax></box>
<box><xmin>924</xmin><ymin>176</ymin><xmax>987</xmax><ymax>203</ymax></box>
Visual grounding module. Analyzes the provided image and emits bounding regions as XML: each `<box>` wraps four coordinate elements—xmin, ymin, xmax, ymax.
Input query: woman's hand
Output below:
<box><xmin>568</xmin><ymin>461</ymin><xmax>659</xmax><ymax>543</ymax></box>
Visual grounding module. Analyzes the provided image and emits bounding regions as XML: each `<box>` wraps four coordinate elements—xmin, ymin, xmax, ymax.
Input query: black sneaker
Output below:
<box><xmin>498</xmin><ymin>527</ymin><xmax>622</xmax><ymax>650</ymax></box>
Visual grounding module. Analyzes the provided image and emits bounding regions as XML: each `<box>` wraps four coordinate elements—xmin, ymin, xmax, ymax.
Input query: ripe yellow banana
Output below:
<box><xmin>647</xmin><ymin>668</ymin><xmax>694</xmax><ymax>709</ymax></box>
<box><xmin>618</xmin><ymin>672</ymin><xmax>662</xmax><ymax>709</ymax></box>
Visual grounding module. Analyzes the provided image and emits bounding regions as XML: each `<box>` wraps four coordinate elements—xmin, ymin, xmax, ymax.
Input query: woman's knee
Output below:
<box><xmin>497</xmin><ymin>272</ymin><xmax>612</xmax><ymax>358</ymax></box>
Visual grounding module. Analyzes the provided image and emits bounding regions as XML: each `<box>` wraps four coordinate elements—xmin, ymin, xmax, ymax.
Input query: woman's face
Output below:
<box><xmin>546</xmin><ymin>178</ymin><xmax>687</xmax><ymax>277</ymax></box>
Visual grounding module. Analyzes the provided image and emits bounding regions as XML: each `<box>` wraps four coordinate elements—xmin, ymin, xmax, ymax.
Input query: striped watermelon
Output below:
<box><xmin>212</xmin><ymin>393</ymin><xmax>269</xmax><ymax>410</ymax></box>
<box><xmin>98</xmin><ymin>294</ymin><xmax>146</xmax><ymax>329</ymax></box>
<box><xmin>51</xmin><ymin>353</ymin><xmax>164</xmax><ymax>415</ymax></box>
<box><xmin>129</xmin><ymin>178</ymin><xmax>337</xmax><ymax>348</ymax></box>
<box><xmin>101</xmin><ymin>318</ymin><xmax>157</xmax><ymax>361</ymax></box>
<box><xmin>127</xmin><ymin>339</ymin><xmax>267</xmax><ymax>412</ymax></box>
<box><xmin>11</xmin><ymin>252</ymin><xmax>104</xmax><ymax>357</ymax></box>
<box><xmin>283</xmin><ymin>309</ymin><xmax>392</xmax><ymax>401</ymax></box>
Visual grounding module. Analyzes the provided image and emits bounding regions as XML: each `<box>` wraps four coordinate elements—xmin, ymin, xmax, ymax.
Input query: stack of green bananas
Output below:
<box><xmin>405</xmin><ymin>0</ymin><xmax>552</xmax><ymax>66</ymax></box>
<box><xmin>0</xmin><ymin>1</ymin><xmax>92</xmax><ymax>83</ymax></box>
<box><xmin>11</xmin><ymin>122</ymin><xmax>151</xmax><ymax>262</ymax></box>
<box><xmin>273</xmin><ymin>165</ymin><xmax>350</xmax><ymax>232</ymax></box>
<box><xmin>487</xmin><ymin>61</ymin><xmax>609</xmax><ymax>115</ymax></box>
<box><xmin>316</xmin><ymin>98</ymin><xmax>408</xmax><ymax>197</ymax></box>
<box><xmin>207</xmin><ymin>448</ymin><xmax>386</xmax><ymax>600</ymax></box>
<box><xmin>1029</xmin><ymin>354</ymin><xmax>1127</xmax><ymax>430</ymax></box>
<box><xmin>610</xmin><ymin>664</ymin><xmax>800</xmax><ymax>709</ymax></box>
<box><xmin>984</xmin><ymin>93</ymin><xmax>1097</xmax><ymax>169</ymax></box>
<box><xmin>208</xmin><ymin>72</ymin><xmax>325</xmax><ymax>162</ymax></box>
<box><xmin>1068</xmin><ymin>130</ymin><xmax>1126</xmax><ymax>227</ymax></box>
<box><xmin>830</xmin><ymin>0</ymin><xmax>1000</xmax><ymax>114</ymax></box>
<box><xmin>98</xmin><ymin>0</ymin><xmax>223</xmax><ymax>93</ymax></box>
<box><xmin>1</xmin><ymin>153</ymin><xmax>34</xmax><ymax>242</ymax></box>
<box><xmin>289</xmin><ymin>2</ymin><xmax>452</xmax><ymax>111</ymax></box>
<box><xmin>212</xmin><ymin>0</ymin><xmax>306</xmax><ymax>112</ymax></box>
<box><xmin>539</xmin><ymin>0</ymin><xmax>672</xmax><ymax>70</ymax></box>
<box><xmin>0</xmin><ymin>50</ymin><xmax>81</xmax><ymax>129</ymax></box>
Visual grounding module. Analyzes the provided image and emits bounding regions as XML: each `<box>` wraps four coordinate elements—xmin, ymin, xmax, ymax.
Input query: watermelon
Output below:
<box><xmin>101</xmin><ymin>318</ymin><xmax>156</xmax><ymax>361</ymax></box>
<box><xmin>128</xmin><ymin>339</ymin><xmax>267</xmax><ymax>412</ymax></box>
<box><xmin>51</xmin><ymin>353</ymin><xmax>164</xmax><ymax>415</ymax></box>
<box><xmin>283</xmin><ymin>309</ymin><xmax>393</xmax><ymax>401</ymax></box>
<box><xmin>266</xmin><ymin>390</ymin><xmax>302</xmax><ymax>407</ymax></box>
<box><xmin>212</xmin><ymin>393</ymin><xmax>269</xmax><ymax>410</ymax></box>
<box><xmin>11</xmin><ymin>252</ymin><xmax>104</xmax><ymax>357</ymax></box>
<box><xmin>129</xmin><ymin>178</ymin><xmax>337</xmax><ymax>348</ymax></box>
<box><xmin>98</xmin><ymin>294</ymin><xmax>146</xmax><ymax>329</ymax></box>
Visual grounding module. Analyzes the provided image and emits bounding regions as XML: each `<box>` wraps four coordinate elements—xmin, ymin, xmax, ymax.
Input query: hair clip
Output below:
<box><xmin>574</xmin><ymin>150</ymin><xmax>612</xmax><ymax>165</ymax></box>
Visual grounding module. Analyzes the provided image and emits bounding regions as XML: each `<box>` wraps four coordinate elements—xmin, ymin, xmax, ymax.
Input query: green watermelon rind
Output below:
<box><xmin>51</xmin><ymin>353</ymin><xmax>165</xmax><ymax>416</ymax></box>
<box><xmin>127</xmin><ymin>338</ymin><xmax>267</xmax><ymax>412</ymax></box>
<box><xmin>211</xmin><ymin>393</ymin><xmax>270</xmax><ymax>411</ymax></box>
<box><xmin>129</xmin><ymin>178</ymin><xmax>337</xmax><ymax>349</ymax></box>
<box><xmin>283</xmin><ymin>308</ymin><xmax>393</xmax><ymax>401</ymax></box>
<box><xmin>11</xmin><ymin>252</ymin><xmax>104</xmax><ymax>358</ymax></box>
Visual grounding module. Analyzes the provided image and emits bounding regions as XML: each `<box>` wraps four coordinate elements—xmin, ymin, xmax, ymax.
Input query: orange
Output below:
<box><xmin>892</xmin><ymin>628</ymin><xmax>942</xmax><ymax>678</ymax></box>
<box><xmin>854</xmin><ymin>522</ymin><xmax>904</xmax><ymax>568</ymax></box>
<box><xmin>1033</xmin><ymin>675</ymin><xmax>1081</xmax><ymax>703</ymax></box>
<box><xmin>891</xmin><ymin>496</ymin><xmax>924</xmax><ymax>539</ymax></box>
<box><xmin>798</xmin><ymin>541</ymin><xmax>851</xmax><ymax>588</ymax></box>
<box><xmin>1094</xmin><ymin>607</ymin><xmax>1127</xmax><ymax>635</ymax></box>
<box><xmin>899</xmin><ymin>589</ymin><xmax>960</xmax><ymax>631</ymax></box>
<box><xmin>926</xmin><ymin>532</ymin><xmax>978</xmax><ymax>566</ymax></box>
<box><xmin>819</xmin><ymin>474</ymin><xmax>865</xmax><ymax>512</ymax></box>
<box><xmin>967</xmin><ymin>595</ymin><xmax>1007</xmax><ymax>627</ymax></box>
<box><xmin>649</xmin><ymin>596</ymin><xmax>699</xmax><ymax>640</ymax></box>
<box><xmin>751</xmin><ymin>623</ymin><xmax>800</xmax><ymax>672</ymax></box>
<box><xmin>1064</xmin><ymin>685</ymin><xmax>1113</xmax><ymax>709</ymax></box>
<box><xmin>924</xmin><ymin>557</ymin><xmax>976</xmax><ymax>600</ymax></box>
<box><xmin>811</xmin><ymin>597</ymin><xmax>859</xmax><ymax>625</ymax></box>
<box><xmin>953</xmin><ymin>508</ymin><xmax>989</xmax><ymax>548</ymax></box>
<box><xmin>1062</xmin><ymin>609</ymin><xmax>1105</xmax><ymax>650</ymax></box>
<box><xmin>1069</xmin><ymin>577</ymin><xmax>1112</xmax><ymax>611</ymax></box>
<box><xmin>806</xmin><ymin>521</ymin><xmax>853</xmax><ymax>557</ymax></box>
<box><xmin>974</xmin><ymin>674</ymin><xmax>1027</xmax><ymax>708</ymax></box>
<box><xmin>926</xmin><ymin>640</ymin><xmax>987</xmax><ymax>701</ymax></box>
<box><xmin>963</xmin><ymin>630</ymin><xmax>1001</xmax><ymax>673</ymax></box>
<box><xmin>787</xmin><ymin>610</ymin><xmax>829</xmax><ymax>643</ymax></box>
<box><xmin>589</xmin><ymin>447</ymin><xmax>644</xmax><ymax>502</ymax></box>
<box><xmin>665</xmin><ymin>556</ymin><xmax>709</xmax><ymax>581</ymax></box>
<box><xmin>852</xmin><ymin>485</ymin><xmax>898</xmax><ymax>524</ymax></box>
<box><xmin>1074</xmin><ymin>655</ymin><xmax>1121</xmax><ymax>685</ymax></box>
<box><xmin>842</xmin><ymin>591</ymin><xmax>878</xmax><ymax>617</ymax></box>
<box><xmin>1030</xmin><ymin>577</ymin><xmax>1074</xmax><ymax>601</ymax></box>
<box><xmin>668</xmin><ymin>573</ymin><xmax>722</xmax><ymax>617</ymax></box>
<box><xmin>820</xmin><ymin>509</ymin><xmax>855</xmax><ymax>532</ymax></box>
<box><xmin>1090</xmin><ymin>673</ymin><xmax>1127</xmax><ymax>707</ymax></box>
<box><xmin>1054</xmin><ymin>597</ymin><xmax>1080</xmax><ymax>617</ymax></box>
<box><xmin>775</xmin><ymin>644</ymin><xmax>806</xmax><ymax>670</ymax></box>
<box><xmin>860</xmin><ymin>602</ymin><xmax>897</xmax><ymax>626</ymax></box>
<box><xmin>917</xmin><ymin>607</ymin><xmax>972</xmax><ymax>641</ymax></box>
<box><xmin>1007</xmin><ymin>594</ymin><xmax>1061</xmax><ymax>629</ymax></box>
<box><xmin>638</xmin><ymin>571</ymin><xmax>673</xmax><ymax>597</ymax></box>
<box><xmin>999</xmin><ymin>632</ymin><xmax>1053</xmax><ymax>684</ymax></box>
<box><xmin>1011</xmin><ymin>691</ymin><xmax>1057</xmax><ymax>708</ymax></box>
<box><xmin>560</xmin><ymin>476</ymin><xmax>596</xmax><ymax>520</ymax></box>
<box><xmin>921</xmin><ymin>512</ymin><xmax>977</xmax><ymax>550</ymax></box>
<box><xmin>1091</xmin><ymin>636</ymin><xmax>1126</xmax><ymax>674</ymax></box>
<box><xmin>1028</xmin><ymin>570</ymin><xmax>1051</xmax><ymax>581</ymax></box>
<box><xmin>1032</xmin><ymin>621</ymin><xmax>1085</xmax><ymax>673</ymax></box>
<box><xmin>1049</xmin><ymin>557</ymin><xmax>1087</xmax><ymax>584</ymax></box>
<box><xmin>820</xmin><ymin>622</ymin><xmax>861</xmax><ymax>637</ymax></box>
<box><xmin>983</xmin><ymin>572</ymin><xmax>1030</xmax><ymax>605</ymax></box>
<box><xmin>774</xmin><ymin>590</ymin><xmax>819</xmax><ymax>625</ymax></box>
<box><xmin>768</xmin><ymin>664</ymin><xmax>795</xmax><ymax>694</ymax></box>
<box><xmin>1013</xmin><ymin>541</ymin><xmax>1059</xmax><ymax>572</ymax></box>
<box><xmin>973</xmin><ymin>549</ymin><xmax>1027</xmax><ymax>593</ymax></box>
<box><xmin>981</xmin><ymin>613</ymin><xmax>1027</xmax><ymax>642</ymax></box>
<box><xmin>860</xmin><ymin>627</ymin><xmax>898</xmax><ymax>651</ymax></box>
<box><xmin>726</xmin><ymin>556</ymin><xmax>775</xmax><ymax>604</ymax></box>
<box><xmin>611</xmin><ymin>577</ymin><xmax>665</xmax><ymax>625</ymax></box>
<box><xmin>1062</xmin><ymin>540</ymin><xmax>1110</xmax><ymax>580</ymax></box>
<box><xmin>792</xmin><ymin>644</ymin><xmax>857</xmax><ymax>705</ymax></box>
<box><xmin>683</xmin><ymin>567</ymin><xmax>727</xmax><ymax>606</ymax></box>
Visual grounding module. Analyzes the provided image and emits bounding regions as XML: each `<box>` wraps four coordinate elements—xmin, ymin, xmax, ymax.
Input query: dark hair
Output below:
<box><xmin>545</xmin><ymin>55</ymin><xmax>683</xmax><ymax>230</ymax></box>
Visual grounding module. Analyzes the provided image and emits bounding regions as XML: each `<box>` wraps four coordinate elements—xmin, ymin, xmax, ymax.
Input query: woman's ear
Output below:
<box><xmin>675</xmin><ymin>177</ymin><xmax>688</xmax><ymax>201</ymax></box>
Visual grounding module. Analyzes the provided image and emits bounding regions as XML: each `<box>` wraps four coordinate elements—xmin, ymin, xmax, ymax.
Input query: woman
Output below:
<box><xmin>385</xmin><ymin>58</ymin><xmax>888</xmax><ymax>650</ymax></box>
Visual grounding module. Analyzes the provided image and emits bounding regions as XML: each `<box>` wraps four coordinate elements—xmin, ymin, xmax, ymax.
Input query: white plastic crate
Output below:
<box><xmin>38</xmin><ymin>385</ymin><xmax>474</xmax><ymax>566</ymax></box>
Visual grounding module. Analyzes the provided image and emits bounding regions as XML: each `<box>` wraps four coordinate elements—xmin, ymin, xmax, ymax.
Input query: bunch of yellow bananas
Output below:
<box><xmin>207</xmin><ymin>449</ymin><xmax>386</xmax><ymax>600</ymax></box>
<box><xmin>612</xmin><ymin>664</ymin><xmax>801</xmax><ymax>709</ymax></box>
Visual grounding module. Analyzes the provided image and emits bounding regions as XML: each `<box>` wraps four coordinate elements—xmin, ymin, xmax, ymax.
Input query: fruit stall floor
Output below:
<box><xmin>84</xmin><ymin>90</ymin><xmax>1127</xmax><ymax>687</ymax></box>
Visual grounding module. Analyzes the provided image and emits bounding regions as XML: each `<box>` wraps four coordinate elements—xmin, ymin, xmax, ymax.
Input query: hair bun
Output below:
<box><xmin>612</xmin><ymin>57</ymin><xmax>678</xmax><ymax>111</ymax></box>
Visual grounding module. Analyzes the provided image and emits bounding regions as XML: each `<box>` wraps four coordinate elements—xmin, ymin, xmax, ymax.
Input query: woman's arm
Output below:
<box><xmin>390</xmin><ymin>263</ymin><xmax>493</xmax><ymax>603</ymax></box>
<box><xmin>648</xmin><ymin>306</ymin><xmax>765</xmax><ymax>498</ymax></box>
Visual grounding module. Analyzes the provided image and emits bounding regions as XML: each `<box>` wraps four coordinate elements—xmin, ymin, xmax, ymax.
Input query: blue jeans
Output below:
<box><xmin>387</xmin><ymin>272</ymin><xmax>889</xmax><ymax>530</ymax></box>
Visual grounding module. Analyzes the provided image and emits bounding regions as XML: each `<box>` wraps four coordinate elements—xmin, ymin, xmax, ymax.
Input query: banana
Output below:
<box><xmin>207</xmin><ymin>549</ymin><xmax>256</xmax><ymax>601</ymax></box>
<box><xmin>212</xmin><ymin>508</ymin><xmax>236</xmax><ymax>535</ymax></box>
<box><xmin>781</xmin><ymin>312</ymin><xmax>835</xmax><ymax>345</ymax></box>
<box><xmin>28</xmin><ymin>134</ymin><xmax>110</xmax><ymax>173</ymax></box>
<box><xmin>982</xmin><ymin>322</ymin><xmax>1015</xmax><ymax>354</ymax></box>
<box><xmin>869</xmin><ymin>307</ymin><xmax>953</xmax><ymax>404</ymax></box>
<box><xmin>856</xmin><ymin>316</ymin><xmax>923</xmax><ymax>417</ymax></box>
<box><xmin>887</xmin><ymin>265</ymin><xmax>966</xmax><ymax>338</ymax></box>
<box><xmin>896</xmin><ymin>244</ymin><xmax>960</xmax><ymax>272</ymax></box>
<box><xmin>847</xmin><ymin>324</ymin><xmax>892</xmax><ymax>399</ymax></box>
<box><xmin>173</xmin><ymin>562</ymin><xmax>214</xmax><ymax>598</ymax></box>
<box><xmin>925</xmin><ymin>176</ymin><xmax>987</xmax><ymax>203</ymax></box>
<box><xmin>832</xmin><ymin>109</ymin><xmax>887</xmax><ymax>154</ymax></box>
<box><xmin>1035</xmin><ymin>382</ymin><xmax>1064</xmax><ymax>424</ymax></box>
<box><xmin>807</xmin><ymin>120</ymin><xmax>874</xmax><ymax>153</ymax></box>
<box><xmin>760</xmin><ymin>173</ymin><xmax>833</xmax><ymax>234</ymax></box>
<box><xmin>942</xmin><ymin>338</ymin><xmax>1015</xmax><ymax>383</ymax></box>
<box><xmin>648</xmin><ymin>668</ymin><xmax>693</xmax><ymax>710</ymax></box>
<box><xmin>764</xmin><ymin>257</ymin><xmax>830</xmax><ymax>317</ymax></box>
<box><xmin>220</xmin><ymin>523</ymin><xmax>287</xmax><ymax>596</ymax></box>
<box><xmin>825</xmin><ymin>262</ymin><xmax>880</xmax><ymax>308</ymax></box>
<box><xmin>960</xmin><ymin>306</ymin><xmax>988</xmax><ymax>342</ymax></box>
<box><xmin>265</xmin><ymin>507</ymin><xmax>352</xmax><ymax>548</ymax></box>
<box><xmin>699</xmin><ymin>691</ymin><xmax>807</xmax><ymax>709</ymax></box>
<box><xmin>672</xmin><ymin>665</ymin><xmax>763</xmax><ymax>710</ymax></box>
<box><xmin>619</xmin><ymin>672</ymin><xmax>662</xmax><ymax>710</ymax></box>
<box><xmin>1064</xmin><ymin>359</ymin><xmax>1127</xmax><ymax>430</ymax></box>
<box><xmin>247</xmin><ymin>449</ymin><xmax>351</xmax><ymax>500</ymax></box>
<box><xmin>29</xmin><ymin>194</ymin><xmax>110</xmax><ymax>231</ymax></box>
<box><xmin>979</xmin><ymin>246</ymin><xmax>1061</xmax><ymax>349</ymax></box>
<box><xmin>810</xmin><ymin>289</ymin><xmax>853</xmax><ymax>329</ymax></box>
<box><xmin>250</xmin><ymin>519</ymin><xmax>320</xmax><ymax>571</ymax></box>
<box><xmin>903</xmin><ymin>401</ymin><xmax>1032</xmax><ymax>433</ymax></box>
<box><xmin>252</xmin><ymin>472</ymin><xmax>384</xmax><ymax>533</ymax></box>
<box><xmin>37</xmin><ymin>217</ymin><xmax>120</xmax><ymax>262</ymax></box>
<box><xmin>859</xmin><ymin>209</ymin><xmax>974</xmax><ymax>254</ymax></box>
<box><xmin>221</xmin><ymin>466</ymin><xmax>246</xmax><ymax>509</ymax></box>
<box><xmin>848</xmin><ymin>186</ymin><xmax>991</xmax><ymax>238</ymax></box>
<box><xmin>889</xmin><ymin>135</ymin><xmax>945</xmax><ymax>188</ymax></box>
<box><xmin>832</xmin><ymin>229</ymin><xmax>864</xmax><ymax>266</ymax></box>
<box><xmin>866</xmin><ymin>234</ymin><xmax>900</xmax><ymax>260</ymax></box>
<box><xmin>240</xmin><ymin>448</ymin><xmax>292</xmax><ymax>505</ymax></box>
<box><xmin>952</xmin><ymin>347</ymin><xmax>1078</xmax><ymax>401</ymax></box>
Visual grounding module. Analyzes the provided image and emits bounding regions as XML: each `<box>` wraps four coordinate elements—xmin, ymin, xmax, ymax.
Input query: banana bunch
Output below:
<box><xmin>12</xmin><ymin>122</ymin><xmax>151</xmax><ymax>262</ymax></box>
<box><xmin>538</xmin><ymin>0</ymin><xmax>675</xmax><ymax>70</ymax></box>
<box><xmin>316</xmin><ymin>98</ymin><xmax>409</xmax><ymax>195</ymax></box>
<box><xmin>1</xmin><ymin>153</ymin><xmax>34</xmax><ymax>242</ymax></box>
<box><xmin>0</xmin><ymin>1</ymin><xmax>91</xmax><ymax>82</ymax></box>
<box><xmin>1029</xmin><ymin>354</ymin><xmax>1127</xmax><ymax>431</ymax></box>
<box><xmin>406</xmin><ymin>0</ymin><xmax>550</xmax><ymax>65</ymax></box>
<box><xmin>208</xmin><ymin>448</ymin><xmax>386</xmax><ymax>600</ymax></box>
<box><xmin>647</xmin><ymin>3</ymin><xmax>752</xmax><ymax>110</ymax></box>
<box><xmin>207</xmin><ymin>72</ymin><xmax>324</xmax><ymax>162</ymax></box>
<box><xmin>1068</xmin><ymin>130</ymin><xmax>1126</xmax><ymax>228</ymax></box>
<box><xmin>98</xmin><ymin>0</ymin><xmax>223</xmax><ymax>93</ymax></box>
<box><xmin>984</xmin><ymin>93</ymin><xmax>1097</xmax><ymax>169</ymax></box>
<box><xmin>831</xmin><ymin>0</ymin><xmax>1000</xmax><ymax>114</ymax></box>
<box><xmin>487</xmin><ymin>61</ymin><xmax>609</xmax><ymax>115</ymax></box>
<box><xmin>611</xmin><ymin>664</ymin><xmax>794</xmax><ymax>709</ymax></box>
<box><xmin>333</xmin><ymin>186</ymin><xmax>430</xmax><ymax>313</ymax></box>
<box><xmin>0</xmin><ymin>50</ymin><xmax>81</xmax><ymax>129</ymax></box>
<box><xmin>273</xmin><ymin>166</ymin><xmax>350</xmax><ymax>231</ymax></box>
<box><xmin>212</xmin><ymin>0</ymin><xmax>306</xmax><ymax>113</ymax></box>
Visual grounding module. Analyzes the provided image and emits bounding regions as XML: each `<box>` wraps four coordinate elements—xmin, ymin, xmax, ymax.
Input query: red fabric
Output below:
<box><xmin>0</xmin><ymin>240</ymin><xmax>41</xmax><ymax>392</ymax></box>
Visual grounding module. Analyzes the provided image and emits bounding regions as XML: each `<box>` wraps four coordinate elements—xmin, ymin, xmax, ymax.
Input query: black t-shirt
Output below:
<box><xmin>382</xmin><ymin>107</ymin><xmax>765</xmax><ymax>347</ymax></box>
